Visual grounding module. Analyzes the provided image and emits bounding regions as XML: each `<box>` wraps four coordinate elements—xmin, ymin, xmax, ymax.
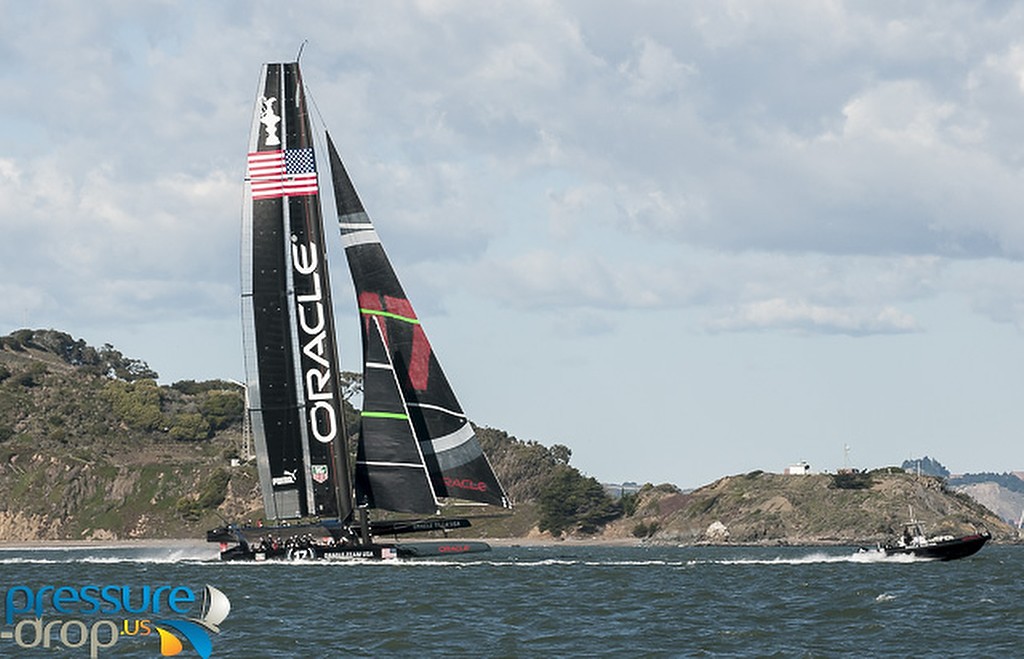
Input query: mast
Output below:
<box><xmin>242</xmin><ymin>62</ymin><xmax>353</xmax><ymax>523</ymax></box>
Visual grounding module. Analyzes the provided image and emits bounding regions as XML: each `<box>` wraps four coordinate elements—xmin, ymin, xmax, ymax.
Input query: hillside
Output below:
<box><xmin>598</xmin><ymin>470</ymin><xmax>1017</xmax><ymax>545</ymax></box>
<box><xmin>0</xmin><ymin>329</ymin><xmax>576</xmax><ymax>541</ymax></box>
<box><xmin>0</xmin><ymin>329</ymin><xmax>1016</xmax><ymax>546</ymax></box>
<box><xmin>0</xmin><ymin>330</ymin><xmax>261</xmax><ymax>540</ymax></box>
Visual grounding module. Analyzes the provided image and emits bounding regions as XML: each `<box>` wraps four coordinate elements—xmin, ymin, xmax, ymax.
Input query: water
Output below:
<box><xmin>0</xmin><ymin>543</ymin><xmax>1019</xmax><ymax>657</ymax></box>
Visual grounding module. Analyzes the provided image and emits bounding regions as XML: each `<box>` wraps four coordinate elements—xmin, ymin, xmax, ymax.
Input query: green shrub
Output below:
<box><xmin>621</xmin><ymin>491</ymin><xmax>639</xmax><ymax>517</ymax></box>
<box><xmin>175</xmin><ymin>469</ymin><xmax>230</xmax><ymax>521</ymax></box>
<box><xmin>15</xmin><ymin>363</ymin><xmax>47</xmax><ymax>387</ymax></box>
<box><xmin>197</xmin><ymin>468</ymin><xmax>230</xmax><ymax>509</ymax></box>
<box><xmin>104</xmin><ymin>379</ymin><xmax>163</xmax><ymax>431</ymax></box>
<box><xmin>632</xmin><ymin>521</ymin><xmax>660</xmax><ymax>538</ymax></box>
<box><xmin>175</xmin><ymin>498</ymin><xmax>202</xmax><ymax>521</ymax></box>
<box><xmin>200</xmin><ymin>391</ymin><xmax>244</xmax><ymax>430</ymax></box>
<box><xmin>831</xmin><ymin>472</ymin><xmax>873</xmax><ymax>490</ymax></box>
<box><xmin>168</xmin><ymin>413</ymin><xmax>211</xmax><ymax>441</ymax></box>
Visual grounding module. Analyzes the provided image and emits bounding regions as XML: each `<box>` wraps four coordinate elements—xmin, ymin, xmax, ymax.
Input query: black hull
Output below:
<box><xmin>207</xmin><ymin>521</ymin><xmax>490</xmax><ymax>561</ymax></box>
<box><xmin>218</xmin><ymin>540</ymin><xmax>491</xmax><ymax>562</ymax></box>
<box><xmin>883</xmin><ymin>532</ymin><xmax>990</xmax><ymax>561</ymax></box>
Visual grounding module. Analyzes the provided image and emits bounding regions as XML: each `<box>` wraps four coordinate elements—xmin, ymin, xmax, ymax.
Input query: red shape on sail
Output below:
<box><xmin>383</xmin><ymin>296</ymin><xmax>432</xmax><ymax>392</ymax></box>
<box><xmin>358</xmin><ymin>292</ymin><xmax>387</xmax><ymax>346</ymax></box>
<box><xmin>358</xmin><ymin>292</ymin><xmax>431</xmax><ymax>391</ymax></box>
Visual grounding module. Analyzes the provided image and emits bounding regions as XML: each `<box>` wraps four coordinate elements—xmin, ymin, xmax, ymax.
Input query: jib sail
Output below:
<box><xmin>327</xmin><ymin>135</ymin><xmax>510</xmax><ymax>514</ymax></box>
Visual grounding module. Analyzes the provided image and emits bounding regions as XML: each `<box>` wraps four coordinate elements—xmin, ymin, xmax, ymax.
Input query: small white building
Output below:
<box><xmin>784</xmin><ymin>461</ymin><xmax>811</xmax><ymax>475</ymax></box>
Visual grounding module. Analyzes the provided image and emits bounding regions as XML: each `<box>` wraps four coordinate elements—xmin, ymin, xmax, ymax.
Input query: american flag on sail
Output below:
<box><xmin>247</xmin><ymin>148</ymin><xmax>319</xmax><ymax>199</ymax></box>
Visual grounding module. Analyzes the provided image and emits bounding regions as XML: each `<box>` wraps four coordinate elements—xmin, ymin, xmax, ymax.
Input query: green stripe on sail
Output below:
<box><xmin>361</xmin><ymin>411</ymin><xmax>409</xmax><ymax>420</ymax></box>
<box><xmin>360</xmin><ymin>308</ymin><xmax>420</xmax><ymax>325</ymax></box>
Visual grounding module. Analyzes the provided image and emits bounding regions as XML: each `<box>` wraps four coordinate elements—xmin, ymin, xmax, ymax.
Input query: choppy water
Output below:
<box><xmin>0</xmin><ymin>543</ymin><xmax>1019</xmax><ymax>657</ymax></box>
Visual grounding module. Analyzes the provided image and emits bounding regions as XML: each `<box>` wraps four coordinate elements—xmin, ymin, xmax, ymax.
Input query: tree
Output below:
<box><xmin>168</xmin><ymin>413</ymin><xmax>211</xmax><ymax>441</ymax></box>
<box><xmin>340</xmin><ymin>371</ymin><xmax>362</xmax><ymax>401</ymax></box>
<box><xmin>549</xmin><ymin>444</ymin><xmax>572</xmax><ymax>465</ymax></box>
<box><xmin>105</xmin><ymin>379</ymin><xmax>164</xmax><ymax>431</ymax></box>
<box><xmin>538</xmin><ymin>465</ymin><xmax>622</xmax><ymax>536</ymax></box>
<box><xmin>200</xmin><ymin>391</ymin><xmax>244</xmax><ymax>430</ymax></box>
<box><xmin>476</xmin><ymin>427</ymin><xmax>562</xmax><ymax>503</ymax></box>
<box><xmin>831</xmin><ymin>471</ymin><xmax>873</xmax><ymax>490</ymax></box>
<box><xmin>0</xmin><ymin>330</ymin><xmax>158</xmax><ymax>381</ymax></box>
<box><xmin>901</xmin><ymin>456</ymin><xmax>949</xmax><ymax>478</ymax></box>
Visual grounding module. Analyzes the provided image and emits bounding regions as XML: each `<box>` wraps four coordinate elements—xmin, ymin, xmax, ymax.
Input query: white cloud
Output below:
<box><xmin>618</xmin><ymin>37</ymin><xmax>696</xmax><ymax>101</ymax></box>
<box><xmin>840</xmin><ymin>81</ymin><xmax>956</xmax><ymax>147</ymax></box>
<box><xmin>706</xmin><ymin>297</ymin><xmax>920</xmax><ymax>335</ymax></box>
<box><xmin>4</xmin><ymin>1</ymin><xmax>1024</xmax><ymax>483</ymax></box>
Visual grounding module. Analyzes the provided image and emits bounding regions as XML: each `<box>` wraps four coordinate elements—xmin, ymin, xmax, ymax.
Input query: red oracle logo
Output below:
<box><xmin>438</xmin><ymin>544</ymin><xmax>472</xmax><ymax>553</ymax></box>
<box><xmin>444</xmin><ymin>477</ymin><xmax>488</xmax><ymax>492</ymax></box>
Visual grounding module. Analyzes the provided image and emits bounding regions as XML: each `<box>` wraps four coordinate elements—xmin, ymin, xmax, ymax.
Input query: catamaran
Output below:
<box><xmin>207</xmin><ymin>60</ymin><xmax>510</xmax><ymax>560</ymax></box>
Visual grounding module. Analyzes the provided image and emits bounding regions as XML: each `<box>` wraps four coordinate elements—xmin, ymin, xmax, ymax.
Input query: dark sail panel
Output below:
<box><xmin>327</xmin><ymin>134</ymin><xmax>510</xmax><ymax>510</ymax></box>
<box><xmin>243</xmin><ymin>63</ymin><xmax>352</xmax><ymax>522</ymax></box>
<box><xmin>354</xmin><ymin>317</ymin><xmax>438</xmax><ymax>514</ymax></box>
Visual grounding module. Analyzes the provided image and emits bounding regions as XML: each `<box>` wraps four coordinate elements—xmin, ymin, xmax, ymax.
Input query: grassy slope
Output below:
<box><xmin>0</xmin><ymin>336</ymin><xmax>1013</xmax><ymax>545</ymax></box>
<box><xmin>602</xmin><ymin>471</ymin><xmax>1016</xmax><ymax>545</ymax></box>
<box><xmin>0</xmin><ymin>343</ymin><xmax>262</xmax><ymax>540</ymax></box>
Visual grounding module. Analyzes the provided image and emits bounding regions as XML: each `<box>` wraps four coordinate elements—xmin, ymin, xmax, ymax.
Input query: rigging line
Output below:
<box><xmin>305</xmin><ymin>74</ymin><xmax>329</xmax><ymax>134</ymax></box>
<box><xmin>296</xmin><ymin>40</ymin><xmax>308</xmax><ymax>63</ymax></box>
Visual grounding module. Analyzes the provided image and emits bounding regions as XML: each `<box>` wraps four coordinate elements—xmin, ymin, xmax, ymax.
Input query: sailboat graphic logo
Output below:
<box><xmin>153</xmin><ymin>585</ymin><xmax>230</xmax><ymax>659</ymax></box>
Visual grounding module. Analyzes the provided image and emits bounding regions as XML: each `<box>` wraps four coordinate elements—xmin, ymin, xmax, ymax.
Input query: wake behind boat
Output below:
<box><xmin>207</xmin><ymin>60</ymin><xmax>511</xmax><ymax>561</ymax></box>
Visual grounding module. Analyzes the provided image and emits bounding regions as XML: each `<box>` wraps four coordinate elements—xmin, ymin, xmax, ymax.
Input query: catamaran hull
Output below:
<box><xmin>882</xmin><ymin>532</ymin><xmax>990</xmax><ymax>561</ymax></box>
<box><xmin>218</xmin><ymin>541</ymin><xmax>491</xmax><ymax>562</ymax></box>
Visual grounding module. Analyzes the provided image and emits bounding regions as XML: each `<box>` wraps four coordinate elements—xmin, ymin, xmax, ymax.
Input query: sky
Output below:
<box><xmin>3</xmin><ymin>0</ymin><xmax>1024</xmax><ymax>489</ymax></box>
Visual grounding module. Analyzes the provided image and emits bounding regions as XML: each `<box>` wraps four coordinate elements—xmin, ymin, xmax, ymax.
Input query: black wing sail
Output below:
<box><xmin>327</xmin><ymin>135</ymin><xmax>511</xmax><ymax>512</ymax></box>
<box><xmin>354</xmin><ymin>315</ymin><xmax>438</xmax><ymax>513</ymax></box>
<box><xmin>242</xmin><ymin>63</ymin><xmax>353</xmax><ymax>522</ymax></box>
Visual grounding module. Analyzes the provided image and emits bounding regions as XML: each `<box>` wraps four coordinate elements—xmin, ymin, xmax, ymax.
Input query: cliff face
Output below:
<box><xmin>0</xmin><ymin>334</ymin><xmax>262</xmax><ymax>541</ymax></box>
<box><xmin>601</xmin><ymin>471</ymin><xmax>1016</xmax><ymax>545</ymax></box>
<box><xmin>953</xmin><ymin>482</ymin><xmax>1024</xmax><ymax>527</ymax></box>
